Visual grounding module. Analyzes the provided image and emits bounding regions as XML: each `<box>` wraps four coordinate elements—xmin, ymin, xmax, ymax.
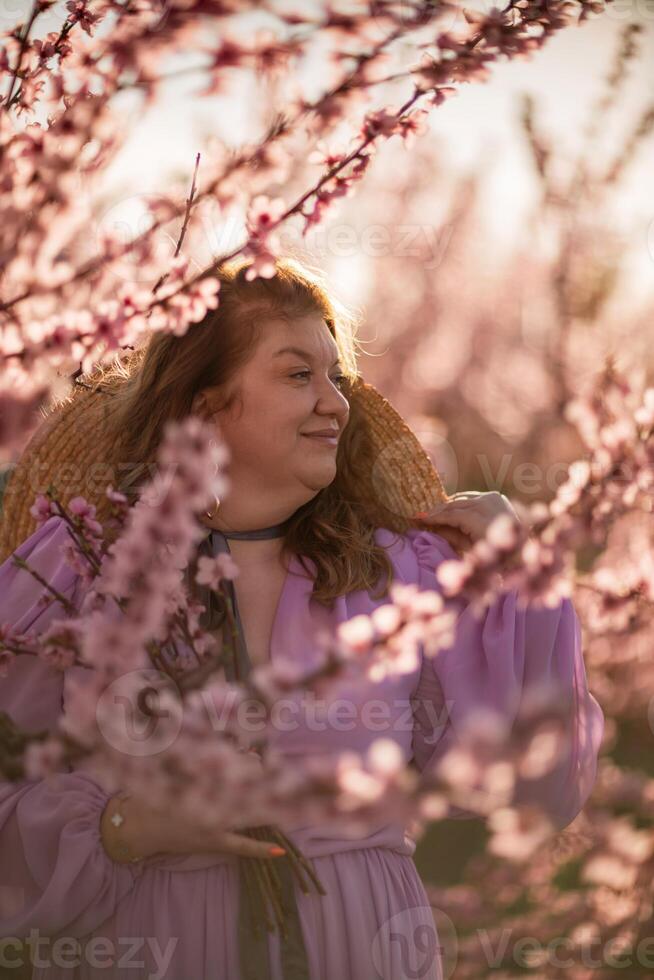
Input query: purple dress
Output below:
<box><xmin>0</xmin><ymin>516</ymin><xmax>604</xmax><ymax>979</ymax></box>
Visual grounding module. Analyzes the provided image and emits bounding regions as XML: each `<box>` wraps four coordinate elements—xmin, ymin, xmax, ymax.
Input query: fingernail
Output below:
<box><xmin>269</xmin><ymin>846</ymin><xmax>286</xmax><ymax>856</ymax></box>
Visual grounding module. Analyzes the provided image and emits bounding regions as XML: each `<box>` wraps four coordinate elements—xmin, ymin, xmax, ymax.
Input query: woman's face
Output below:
<box><xmin>200</xmin><ymin>312</ymin><xmax>351</xmax><ymax>515</ymax></box>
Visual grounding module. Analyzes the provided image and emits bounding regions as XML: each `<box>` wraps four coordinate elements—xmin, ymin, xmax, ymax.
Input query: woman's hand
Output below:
<box><xmin>101</xmin><ymin>793</ymin><xmax>286</xmax><ymax>863</ymax></box>
<box><xmin>417</xmin><ymin>491</ymin><xmax>523</xmax><ymax>552</ymax></box>
<box><xmin>100</xmin><ymin>751</ymin><xmax>285</xmax><ymax>864</ymax></box>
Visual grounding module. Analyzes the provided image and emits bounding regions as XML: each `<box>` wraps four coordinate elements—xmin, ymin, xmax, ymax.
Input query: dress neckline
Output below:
<box><xmin>201</xmin><ymin>523</ymin><xmax>307</xmax><ymax>671</ymax></box>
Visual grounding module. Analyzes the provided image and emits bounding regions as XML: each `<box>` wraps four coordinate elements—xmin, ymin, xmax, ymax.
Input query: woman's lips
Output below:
<box><xmin>302</xmin><ymin>433</ymin><xmax>339</xmax><ymax>447</ymax></box>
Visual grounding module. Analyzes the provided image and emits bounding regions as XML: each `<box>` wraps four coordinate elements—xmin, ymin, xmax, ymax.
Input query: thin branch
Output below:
<box><xmin>9</xmin><ymin>555</ymin><xmax>76</xmax><ymax>615</ymax></box>
<box><xmin>151</xmin><ymin>152</ymin><xmax>201</xmax><ymax>295</ymax></box>
<box><xmin>2</xmin><ymin>0</ymin><xmax>40</xmax><ymax>113</ymax></box>
<box><xmin>0</xmin><ymin>19</ymin><xmax>412</xmax><ymax>313</ymax></box>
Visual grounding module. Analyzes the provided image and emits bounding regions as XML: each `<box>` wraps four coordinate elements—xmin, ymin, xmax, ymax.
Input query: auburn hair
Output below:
<box><xmin>87</xmin><ymin>257</ymin><xmax>400</xmax><ymax>607</ymax></box>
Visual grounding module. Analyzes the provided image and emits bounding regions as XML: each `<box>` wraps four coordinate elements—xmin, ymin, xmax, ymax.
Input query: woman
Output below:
<box><xmin>0</xmin><ymin>258</ymin><xmax>604</xmax><ymax>979</ymax></box>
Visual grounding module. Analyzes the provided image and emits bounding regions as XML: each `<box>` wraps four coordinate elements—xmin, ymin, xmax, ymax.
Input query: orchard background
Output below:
<box><xmin>1</xmin><ymin>1</ymin><xmax>653</xmax><ymax>977</ymax></box>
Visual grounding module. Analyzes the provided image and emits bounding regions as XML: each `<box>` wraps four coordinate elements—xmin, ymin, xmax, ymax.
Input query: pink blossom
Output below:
<box><xmin>21</xmin><ymin>616</ymin><xmax>80</xmax><ymax>672</ymax></box>
<box><xmin>246</xmin><ymin>194</ymin><xmax>286</xmax><ymax>236</ymax></box>
<box><xmin>361</xmin><ymin>108</ymin><xmax>401</xmax><ymax>142</ymax></box>
<box><xmin>397</xmin><ymin>109</ymin><xmax>430</xmax><ymax>147</ymax></box>
<box><xmin>241</xmin><ymin>239</ymin><xmax>279</xmax><ymax>281</ymax></box>
<box><xmin>308</xmin><ymin>139</ymin><xmax>348</xmax><ymax>169</ymax></box>
<box><xmin>195</xmin><ymin>552</ymin><xmax>240</xmax><ymax>589</ymax></box>
<box><xmin>106</xmin><ymin>486</ymin><xmax>128</xmax><ymax>506</ymax></box>
<box><xmin>437</xmin><ymin>557</ymin><xmax>471</xmax><ymax>595</ymax></box>
<box><xmin>29</xmin><ymin>493</ymin><xmax>55</xmax><ymax>525</ymax></box>
<box><xmin>486</xmin><ymin>513</ymin><xmax>521</xmax><ymax>550</ymax></box>
<box><xmin>369</xmin><ymin>603</ymin><xmax>402</xmax><ymax>637</ymax></box>
<box><xmin>367</xmin><ymin>738</ymin><xmax>403</xmax><ymax>776</ymax></box>
<box><xmin>337</xmin><ymin>614</ymin><xmax>375</xmax><ymax>652</ymax></box>
<box><xmin>65</xmin><ymin>0</ymin><xmax>102</xmax><ymax>37</ymax></box>
<box><xmin>68</xmin><ymin>495</ymin><xmax>101</xmax><ymax>528</ymax></box>
<box><xmin>209</xmin><ymin>35</ymin><xmax>249</xmax><ymax>71</ymax></box>
<box><xmin>23</xmin><ymin>739</ymin><xmax>66</xmax><ymax>779</ymax></box>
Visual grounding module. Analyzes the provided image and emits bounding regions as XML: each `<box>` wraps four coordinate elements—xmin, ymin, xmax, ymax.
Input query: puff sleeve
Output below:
<box><xmin>407</xmin><ymin>528</ymin><xmax>605</xmax><ymax>831</ymax></box>
<box><xmin>0</xmin><ymin>516</ymin><xmax>140</xmax><ymax>938</ymax></box>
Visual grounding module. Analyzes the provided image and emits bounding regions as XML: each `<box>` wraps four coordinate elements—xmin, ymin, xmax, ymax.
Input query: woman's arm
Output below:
<box><xmin>0</xmin><ymin>517</ymin><xmax>141</xmax><ymax>937</ymax></box>
<box><xmin>407</xmin><ymin>527</ymin><xmax>605</xmax><ymax>832</ymax></box>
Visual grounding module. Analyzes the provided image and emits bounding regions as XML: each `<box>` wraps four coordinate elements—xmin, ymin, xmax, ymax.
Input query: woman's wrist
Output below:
<box><xmin>100</xmin><ymin>794</ymin><xmax>149</xmax><ymax>865</ymax></box>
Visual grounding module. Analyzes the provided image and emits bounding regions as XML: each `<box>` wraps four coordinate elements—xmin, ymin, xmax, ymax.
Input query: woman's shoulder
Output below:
<box><xmin>372</xmin><ymin>525</ymin><xmax>460</xmax><ymax>591</ymax></box>
<box><xmin>0</xmin><ymin>515</ymin><xmax>84</xmax><ymax>631</ymax></box>
<box><xmin>373</xmin><ymin>524</ymin><xmax>460</xmax><ymax>561</ymax></box>
<box><xmin>1</xmin><ymin>513</ymin><xmax>72</xmax><ymax>574</ymax></box>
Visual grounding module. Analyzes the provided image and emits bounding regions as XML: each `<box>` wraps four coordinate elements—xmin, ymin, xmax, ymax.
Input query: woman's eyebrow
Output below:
<box><xmin>273</xmin><ymin>346</ymin><xmax>342</xmax><ymax>367</ymax></box>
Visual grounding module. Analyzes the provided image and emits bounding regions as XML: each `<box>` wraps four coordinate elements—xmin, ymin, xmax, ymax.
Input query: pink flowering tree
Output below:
<box><xmin>3</xmin><ymin>1</ymin><xmax>653</xmax><ymax>976</ymax></box>
<box><xmin>345</xmin><ymin>22</ymin><xmax>654</xmax><ymax>975</ymax></box>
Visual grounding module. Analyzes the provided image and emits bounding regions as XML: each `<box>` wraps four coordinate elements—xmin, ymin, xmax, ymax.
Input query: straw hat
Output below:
<box><xmin>0</xmin><ymin>369</ymin><xmax>449</xmax><ymax>563</ymax></box>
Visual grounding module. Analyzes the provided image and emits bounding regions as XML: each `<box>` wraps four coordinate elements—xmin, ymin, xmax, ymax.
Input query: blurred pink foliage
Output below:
<box><xmin>1</xmin><ymin>2</ymin><xmax>653</xmax><ymax>977</ymax></box>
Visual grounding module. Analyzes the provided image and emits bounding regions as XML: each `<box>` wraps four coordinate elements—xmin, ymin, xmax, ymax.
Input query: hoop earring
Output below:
<box><xmin>204</xmin><ymin>496</ymin><xmax>220</xmax><ymax>521</ymax></box>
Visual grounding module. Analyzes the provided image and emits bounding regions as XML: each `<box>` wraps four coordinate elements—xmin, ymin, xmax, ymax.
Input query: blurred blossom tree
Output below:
<box><xmin>346</xmin><ymin>23</ymin><xmax>654</xmax><ymax>504</ymax></box>
<box><xmin>0</xmin><ymin>2</ymin><xmax>653</xmax><ymax>978</ymax></box>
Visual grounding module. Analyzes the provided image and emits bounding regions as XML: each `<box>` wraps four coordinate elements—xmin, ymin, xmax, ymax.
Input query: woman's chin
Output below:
<box><xmin>300</xmin><ymin>461</ymin><xmax>338</xmax><ymax>490</ymax></box>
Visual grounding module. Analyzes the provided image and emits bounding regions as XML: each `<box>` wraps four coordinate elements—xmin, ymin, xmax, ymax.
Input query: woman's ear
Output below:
<box><xmin>191</xmin><ymin>389</ymin><xmax>209</xmax><ymax>418</ymax></box>
<box><xmin>192</xmin><ymin>385</ymin><xmax>225</xmax><ymax>425</ymax></box>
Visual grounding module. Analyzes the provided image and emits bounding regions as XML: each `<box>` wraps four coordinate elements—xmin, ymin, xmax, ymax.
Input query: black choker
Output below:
<box><xmin>205</xmin><ymin>516</ymin><xmax>293</xmax><ymax>540</ymax></box>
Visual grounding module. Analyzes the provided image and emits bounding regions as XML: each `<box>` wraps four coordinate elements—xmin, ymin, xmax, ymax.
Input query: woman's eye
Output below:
<box><xmin>291</xmin><ymin>371</ymin><xmax>348</xmax><ymax>389</ymax></box>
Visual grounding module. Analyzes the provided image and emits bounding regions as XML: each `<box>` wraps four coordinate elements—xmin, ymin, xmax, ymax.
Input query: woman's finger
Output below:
<box><xmin>441</xmin><ymin>495</ymin><xmax>501</xmax><ymax>511</ymax></box>
<box><xmin>429</xmin><ymin>510</ymin><xmax>485</xmax><ymax>536</ymax></box>
<box><xmin>215</xmin><ymin>830</ymin><xmax>286</xmax><ymax>859</ymax></box>
<box><xmin>429</xmin><ymin>524</ymin><xmax>474</xmax><ymax>555</ymax></box>
<box><xmin>426</xmin><ymin>500</ymin><xmax>487</xmax><ymax>518</ymax></box>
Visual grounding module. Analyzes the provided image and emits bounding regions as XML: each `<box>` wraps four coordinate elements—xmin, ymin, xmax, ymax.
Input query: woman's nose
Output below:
<box><xmin>316</xmin><ymin>379</ymin><xmax>349</xmax><ymax>421</ymax></box>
